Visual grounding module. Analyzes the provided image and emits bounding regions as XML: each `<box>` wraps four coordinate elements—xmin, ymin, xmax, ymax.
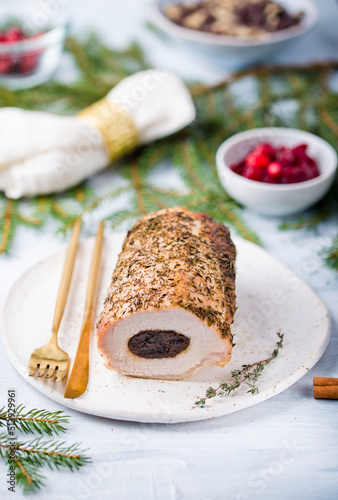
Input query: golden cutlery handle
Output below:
<box><xmin>64</xmin><ymin>221</ymin><xmax>104</xmax><ymax>399</ymax></box>
<box><xmin>51</xmin><ymin>217</ymin><xmax>82</xmax><ymax>341</ymax></box>
<box><xmin>83</xmin><ymin>221</ymin><xmax>104</xmax><ymax>321</ymax></box>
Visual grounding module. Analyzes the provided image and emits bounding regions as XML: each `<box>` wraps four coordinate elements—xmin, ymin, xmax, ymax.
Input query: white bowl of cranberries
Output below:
<box><xmin>216</xmin><ymin>128</ymin><xmax>337</xmax><ymax>216</ymax></box>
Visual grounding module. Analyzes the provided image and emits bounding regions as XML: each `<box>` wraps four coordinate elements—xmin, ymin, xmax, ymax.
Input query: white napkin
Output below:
<box><xmin>0</xmin><ymin>70</ymin><xmax>195</xmax><ymax>198</ymax></box>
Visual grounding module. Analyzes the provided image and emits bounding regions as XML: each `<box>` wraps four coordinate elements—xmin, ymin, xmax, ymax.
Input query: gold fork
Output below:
<box><xmin>28</xmin><ymin>217</ymin><xmax>82</xmax><ymax>382</ymax></box>
<box><xmin>64</xmin><ymin>221</ymin><xmax>104</xmax><ymax>399</ymax></box>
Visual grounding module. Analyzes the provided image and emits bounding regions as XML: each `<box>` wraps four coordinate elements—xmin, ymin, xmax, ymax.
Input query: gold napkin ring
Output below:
<box><xmin>78</xmin><ymin>98</ymin><xmax>139</xmax><ymax>162</ymax></box>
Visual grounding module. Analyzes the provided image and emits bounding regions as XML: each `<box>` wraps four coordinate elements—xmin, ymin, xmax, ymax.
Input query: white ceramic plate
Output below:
<box><xmin>1</xmin><ymin>233</ymin><xmax>329</xmax><ymax>424</ymax></box>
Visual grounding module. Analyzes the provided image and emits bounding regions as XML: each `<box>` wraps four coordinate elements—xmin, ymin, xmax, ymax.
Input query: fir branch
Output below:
<box><xmin>217</xmin><ymin>197</ymin><xmax>261</xmax><ymax>245</ymax></box>
<box><xmin>66</xmin><ymin>36</ymin><xmax>97</xmax><ymax>83</ymax></box>
<box><xmin>14</xmin><ymin>456</ymin><xmax>45</xmax><ymax>494</ymax></box>
<box><xmin>12</xmin><ymin>436</ymin><xmax>90</xmax><ymax>471</ymax></box>
<box><xmin>78</xmin><ymin>185</ymin><xmax>132</xmax><ymax>217</ymax></box>
<box><xmin>189</xmin><ymin>61</ymin><xmax>338</xmax><ymax>97</ymax></box>
<box><xmin>193</xmin><ymin>332</ymin><xmax>284</xmax><ymax>408</ymax></box>
<box><xmin>130</xmin><ymin>157</ymin><xmax>148</xmax><ymax>216</ymax></box>
<box><xmin>319</xmin><ymin>235</ymin><xmax>338</xmax><ymax>271</ymax></box>
<box><xmin>0</xmin><ymin>431</ymin><xmax>90</xmax><ymax>494</ymax></box>
<box><xmin>144</xmin><ymin>187</ymin><xmax>170</xmax><ymax>210</ymax></box>
<box><xmin>320</xmin><ymin>108</ymin><xmax>338</xmax><ymax>138</ymax></box>
<box><xmin>145</xmin><ymin>20</ymin><xmax>170</xmax><ymax>40</ymax></box>
<box><xmin>177</xmin><ymin>141</ymin><xmax>208</xmax><ymax>192</ymax></box>
<box><xmin>0</xmin><ymin>33</ymin><xmax>337</xmax><ymax>252</ymax></box>
<box><xmin>107</xmin><ymin>208</ymin><xmax>142</xmax><ymax>231</ymax></box>
<box><xmin>75</xmin><ymin>185</ymin><xmax>85</xmax><ymax>203</ymax></box>
<box><xmin>0</xmin><ymin>199</ymin><xmax>14</xmax><ymax>253</ymax></box>
<box><xmin>0</xmin><ymin>405</ymin><xmax>69</xmax><ymax>436</ymax></box>
<box><xmin>16</xmin><ymin>214</ymin><xmax>42</xmax><ymax>227</ymax></box>
<box><xmin>279</xmin><ymin>199</ymin><xmax>333</xmax><ymax>231</ymax></box>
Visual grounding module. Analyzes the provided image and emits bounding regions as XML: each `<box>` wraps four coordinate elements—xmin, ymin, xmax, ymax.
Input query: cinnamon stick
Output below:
<box><xmin>313</xmin><ymin>377</ymin><xmax>338</xmax><ymax>400</ymax></box>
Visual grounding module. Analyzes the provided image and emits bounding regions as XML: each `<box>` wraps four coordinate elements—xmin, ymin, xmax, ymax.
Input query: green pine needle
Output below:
<box><xmin>0</xmin><ymin>405</ymin><xmax>69</xmax><ymax>436</ymax></box>
<box><xmin>319</xmin><ymin>235</ymin><xmax>338</xmax><ymax>271</ymax></box>
<box><xmin>279</xmin><ymin>199</ymin><xmax>334</xmax><ymax>231</ymax></box>
<box><xmin>0</xmin><ymin>411</ymin><xmax>90</xmax><ymax>495</ymax></box>
<box><xmin>12</xmin><ymin>454</ymin><xmax>46</xmax><ymax>494</ymax></box>
<box><xmin>13</xmin><ymin>436</ymin><xmax>90</xmax><ymax>472</ymax></box>
<box><xmin>0</xmin><ymin>33</ymin><xmax>337</xmax><ymax>264</ymax></box>
<box><xmin>0</xmin><ymin>405</ymin><xmax>90</xmax><ymax>494</ymax></box>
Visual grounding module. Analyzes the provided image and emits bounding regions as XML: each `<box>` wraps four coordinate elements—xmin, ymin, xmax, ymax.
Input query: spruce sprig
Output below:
<box><xmin>193</xmin><ymin>332</ymin><xmax>284</xmax><ymax>408</ymax></box>
<box><xmin>3</xmin><ymin>435</ymin><xmax>90</xmax><ymax>471</ymax></box>
<box><xmin>0</xmin><ymin>33</ymin><xmax>337</xmax><ymax>258</ymax></box>
<box><xmin>0</xmin><ymin>433</ymin><xmax>90</xmax><ymax>493</ymax></box>
<box><xmin>319</xmin><ymin>235</ymin><xmax>338</xmax><ymax>271</ymax></box>
<box><xmin>0</xmin><ymin>404</ymin><xmax>69</xmax><ymax>435</ymax></box>
<box><xmin>14</xmin><ymin>458</ymin><xmax>45</xmax><ymax>494</ymax></box>
<box><xmin>0</xmin><ymin>436</ymin><xmax>46</xmax><ymax>494</ymax></box>
<box><xmin>0</xmin><ymin>409</ymin><xmax>90</xmax><ymax>494</ymax></box>
<box><xmin>278</xmin><ymin>199</ymin><xmax>334</xmax><ymax>231</ymax></box>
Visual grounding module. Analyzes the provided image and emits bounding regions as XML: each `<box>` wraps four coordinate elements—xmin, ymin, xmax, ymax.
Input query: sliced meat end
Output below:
<box><xmin>97</xmin><ymin>307</ymin><xmax>232</xmax><ymax>380</ymax></box>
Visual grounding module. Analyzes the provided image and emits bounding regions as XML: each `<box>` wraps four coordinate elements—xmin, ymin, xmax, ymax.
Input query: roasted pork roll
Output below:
<box><xmin>97</xmin><ymin>207</ymin><xmax>236</xmax><ymax>380</ymax></box>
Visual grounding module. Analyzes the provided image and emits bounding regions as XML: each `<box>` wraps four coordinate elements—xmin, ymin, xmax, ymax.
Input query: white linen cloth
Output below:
<box><xmin>0</xmin><ymin>70</ymin><xmax>195</xmax><ymax>198</ymax></box>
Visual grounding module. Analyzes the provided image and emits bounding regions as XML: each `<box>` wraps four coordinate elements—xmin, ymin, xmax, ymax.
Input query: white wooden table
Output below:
<box><xmin>1</xmin><ymin>1</ymin><xmax>338</xmax><ymax>498</ymax></box>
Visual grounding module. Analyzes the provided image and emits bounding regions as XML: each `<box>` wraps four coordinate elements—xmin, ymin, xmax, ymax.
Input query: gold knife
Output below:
<box><xmin>64</xmin><ymin>221</ymin><xmax>104</xmax><ymax>399</ymax></box>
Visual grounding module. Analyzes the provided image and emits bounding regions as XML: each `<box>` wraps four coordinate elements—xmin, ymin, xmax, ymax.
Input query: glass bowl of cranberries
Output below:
<box><xmin>216</xmin><ymin>128</ymin><xmax>337</xmax><ymax>216</ymax></box>
<box><xmin>0</xmin><ymin>1</ymin><xmax>68</xmax><ymax>89</ymax></box>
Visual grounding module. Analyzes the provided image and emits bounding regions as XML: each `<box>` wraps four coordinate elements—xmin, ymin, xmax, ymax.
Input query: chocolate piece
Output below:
<box><xmin>235</xmin><ymin>0</ymin><xmax>300</xmax><ymax>32</ymax></box>
<box><xmin>128</xmin><ymin>330</ymin><xmax>190</xmax><ymax>359</ymax></box>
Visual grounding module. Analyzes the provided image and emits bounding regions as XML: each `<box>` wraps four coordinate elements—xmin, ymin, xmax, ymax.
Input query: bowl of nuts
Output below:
<box><xmin>151</xmin><ymin>0</ymin><xmax>318</xmax><ymax>67</ymax></box>
<box><xmin>216</xmin><ymin>128</ymin><xmax>337</xmax><ymax>216</ymax></box>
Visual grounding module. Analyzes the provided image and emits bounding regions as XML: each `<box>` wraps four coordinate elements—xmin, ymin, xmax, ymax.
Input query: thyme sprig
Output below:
<box><xmin>193</xmin><ymin>332</ymin><xmax>284</xmax><ymax>408</ymax></box>
<box><xmin>0</xmin><ymin>404</ymin><xmax>69</xmax><ymax>435</ymax></box>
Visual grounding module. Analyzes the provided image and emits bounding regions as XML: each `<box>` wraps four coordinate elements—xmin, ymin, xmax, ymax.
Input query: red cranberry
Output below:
<box><xmin>4</xmin><ymin>27</ymin><xmax>24</xmax><ymax>43</ymax></box>
<box><xmin>280</xmin><ymin>166</ymin><xmax>297</xmax><ymax>183</ymax></box>
<box><xmin>0</xmin><ymin>26</ymin><xmax>44</xmax><ymax>75</ymax></box>
<box><xmin>275</xmin><ymin>147</ymin><xmax>295</xmax><ymax>165</ymax></box>
<box><xmin>229</xmin><ymin>141</ymin><xmax>320</xmax><ymax>185</ymax></box>
<box><xmin>21</xmin><ymin>52</ymin><xmax>39</xmax><ymax>74</ymax></box>
<box><xmin>246</xmin><ymin>151</ymin><xmax>270</xmax><ymax>169</ymax></box>
<box><xmin>265</xmin><ymin>176</ymin><xmax>279</xmax><ymax>184</ymax></box>
<box><xmin>267</xmin><ymin>161</ymin><xmax>282</xmax><ymax>178</ymax></box>
<box><xmin>30</xmin><ymin>33</ymin><xmax>43</xmax><ymax>39</ymax></box>
<box><xmin>305</xmin><ymin>157</ymin><xmax>320</xmax><ymax>177</ymax></box>
<box><xmin>292</xmin><ymin>144</ymin><xmax>307</xmax><ymax>155</ymax></box>
<box><xmin>253</xmin><ymin>143</ymin><xmax>274</xmax><ymax>157</ymax></box>
<box><xmin>311</xmin><ymin>167</ymin><xmax>320</xmax><ymax>179</ymax></box>
<box><xmin>242</xmin><ymin>165</ymin><xmax>265</xmax><ymax>182</ymax></box>
<box><xmin>231</xmin><ymin>160</ymin><xmax>246</xmax><ymax>175</ymax></box>
<box><xmin>293</xmin><ymin>167</ymin><xmax>308</xmax><ymax>183</ymax></box>
<box><xmin>0</xmin><ymin>56</ymin><xmax>10</xmax><ymax>74</ymax></box>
